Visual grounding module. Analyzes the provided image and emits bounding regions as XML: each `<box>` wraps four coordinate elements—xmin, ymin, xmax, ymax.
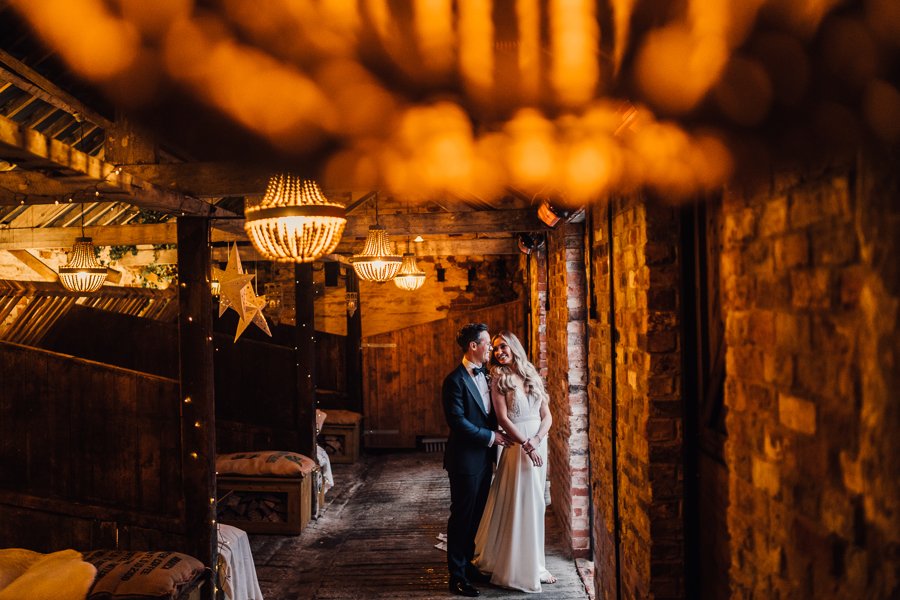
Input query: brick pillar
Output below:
<box><xmin>545</xmin><ymin>221</ymin><xmax>591</xmax><ymax>558</ymax></box>
<box><xmin>586</xmin><ymin>198</ymin><xmax>687</xmax><ymax>599</ymax></box>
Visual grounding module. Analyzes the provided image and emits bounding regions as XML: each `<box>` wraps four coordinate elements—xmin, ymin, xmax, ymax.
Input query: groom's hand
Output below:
<box><xmin>494</xmin><ymin>431</ymin><xmax>513</xmax><ymax>447</ymax></box>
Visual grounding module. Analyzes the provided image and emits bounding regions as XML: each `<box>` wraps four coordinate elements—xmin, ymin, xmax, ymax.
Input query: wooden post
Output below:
<box><xmin>176</xmin><ymin>217</ymin><xmax>216</xmax><ymax>600</ymax></box>
<box><xmin>295</xmin><ymin>263</ymin><xmax>317</xmax><ymax>458</ymax></box>
<box><xmin>345</xmin><ymin>269</ymin><xmax>363</xmax><ymax>414</ymax></box>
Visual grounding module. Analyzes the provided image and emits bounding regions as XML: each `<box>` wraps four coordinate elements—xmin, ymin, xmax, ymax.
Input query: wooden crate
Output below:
<box><xmin>320</xmin><ymin>410</ymin><xmax>362</xmax><ymax>464</ymax></box>
<box><xmin>320</xmin><ymin>423</ymin><xmax>360</xmax><ymax>464</ymax></box>
<box><xmin>217</xmin><ymin>475</ymin><xmax>312</xmax><ymax>535</ymax></box>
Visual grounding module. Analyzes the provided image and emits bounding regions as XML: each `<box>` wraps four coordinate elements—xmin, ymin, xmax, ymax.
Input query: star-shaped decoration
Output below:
<box><xmin>215</xmin><ymin>244</ymin><xmax>255</xmax><ymax>321</ymax></box>
<box><xmin>233</xmin><ymin>291</ymin><xmax>272</xmax><ymax>341</ymax></box>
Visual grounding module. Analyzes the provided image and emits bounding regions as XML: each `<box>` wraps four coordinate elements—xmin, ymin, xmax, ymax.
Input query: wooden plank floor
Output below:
<box><xmin>249</xmin><ymin>451</ymin><xmax>592</xmax><ymax>599</ymax></box>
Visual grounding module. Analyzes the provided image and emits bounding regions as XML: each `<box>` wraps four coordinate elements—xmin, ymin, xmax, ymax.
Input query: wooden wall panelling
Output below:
<box><xmin>362</xmin><ymin>300</ymin><xmax>525</xmax><ymax>448</ymax></box>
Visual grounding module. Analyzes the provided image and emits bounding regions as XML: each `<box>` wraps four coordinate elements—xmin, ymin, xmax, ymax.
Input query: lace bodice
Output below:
<box><xmin>500</xmin><ymin>384</ymin><xmax>541</xmax><ymax>422</ymax></box>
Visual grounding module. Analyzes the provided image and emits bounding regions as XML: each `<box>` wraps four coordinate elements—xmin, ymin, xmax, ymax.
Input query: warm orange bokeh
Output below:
<box><xmin>10</xmin><ymin>0</ymin><xmax>893</xmax><ymax>203</ymax></box>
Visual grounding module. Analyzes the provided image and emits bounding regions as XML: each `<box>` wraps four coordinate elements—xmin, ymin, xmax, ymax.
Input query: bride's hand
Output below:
<box><xmin>522</xmin><ymin>436</ymin><xmax>536</xmax><ymax>454</ymax></box>
<box><xmin>527</xmin><ymin>449</ymin><xmax>543</xmax><ymax>467</ymax></box>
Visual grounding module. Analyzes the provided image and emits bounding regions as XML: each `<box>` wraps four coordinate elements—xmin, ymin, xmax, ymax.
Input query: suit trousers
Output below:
<box><xmin>447</xmin><ymin>461</ymin><xmax>493</xmax><ymax>581</ymax></box>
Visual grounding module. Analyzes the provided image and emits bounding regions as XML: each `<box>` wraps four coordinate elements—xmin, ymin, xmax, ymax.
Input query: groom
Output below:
<box><xmin>442</xmin><ymin>323</ymin><xmax>511</xmax><ymax>597</ymax></box>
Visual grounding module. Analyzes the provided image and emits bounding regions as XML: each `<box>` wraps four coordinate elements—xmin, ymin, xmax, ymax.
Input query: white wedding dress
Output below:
<box><xmin>472</xmin><ymin>384</ymin><xmax>551</xmax><ymax>593</ymax></box>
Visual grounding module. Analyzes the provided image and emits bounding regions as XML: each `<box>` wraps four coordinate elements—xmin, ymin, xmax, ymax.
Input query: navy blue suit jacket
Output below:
<box><xmin>442</xmin><ymin>363</ymin><xmax>497</xmax><ymax>475</ymax></box>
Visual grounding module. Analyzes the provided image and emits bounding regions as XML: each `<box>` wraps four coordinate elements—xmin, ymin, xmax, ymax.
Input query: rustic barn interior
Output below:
<box><xmin>0</xmin><ymin>1</ymin><xmax>898</xmax><ymax>599</ymax></box>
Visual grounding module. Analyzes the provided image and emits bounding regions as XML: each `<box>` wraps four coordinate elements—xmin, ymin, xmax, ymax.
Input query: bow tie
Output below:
<box><xmin>471</xmin><ymin>365</ymin><xmax>489</xmax><ymax>377</ymax></box>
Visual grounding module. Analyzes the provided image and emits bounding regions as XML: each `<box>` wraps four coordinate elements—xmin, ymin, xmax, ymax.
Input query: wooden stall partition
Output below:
<box><xmin>0</xmin><ymin>341</ymin><xmax>189</xmax><ymax>553</ymax></box>
<box><xmin>362</xmin><ymin>300</ymin><xmax>525</xmax><ymax>448</ymax></box>
<box><xmin>40</xmin><ymin>304</ymin><xmax>178</xmax><ymax>378</ymax></box>
<box><xmin>213</xmin><ymin>334</ymin><xmax>303</xmax><ymax>454</ymax></box>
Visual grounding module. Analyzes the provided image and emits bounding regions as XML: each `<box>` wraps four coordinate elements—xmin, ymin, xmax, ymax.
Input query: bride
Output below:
<box><xmin>472</xmin><ymin>330</ymin><xmax>556</xmax><ymax>593</ymax></box>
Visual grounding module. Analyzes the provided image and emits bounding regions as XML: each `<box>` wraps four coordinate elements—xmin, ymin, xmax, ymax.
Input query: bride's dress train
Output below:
<box><xmin>472</xmin><ymin>388</ymin><xmax>551</xmax><ymax>593</ymax></box>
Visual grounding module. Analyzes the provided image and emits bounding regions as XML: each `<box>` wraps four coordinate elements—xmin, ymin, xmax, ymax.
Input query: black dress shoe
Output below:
<box><xmin>449</xmin><ymin>578</ymin><xmax>480</xmax><ymax>597</ymax></box>
<box><xmin>465</xmin><ymin>565</ymin><xmax>490</xmax><ymax>583</ymax></box>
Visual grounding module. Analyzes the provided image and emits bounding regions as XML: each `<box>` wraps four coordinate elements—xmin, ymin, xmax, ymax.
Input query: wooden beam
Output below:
<box><xmin>120</xmin><ymin>162</ymin><xmax>274</xmax><ymax>197</ymax></box>
<box><xmin>334</xmin><ymin>236</ymin><xmax>520</xmax><ymax>256</ymax></box>
<box><xmin>0</xmin><ymin>220</ymin><xmax>525</xmax><ymax>254</ymax></box>
<box><xmin>6</xmin><ymin>249</ymin><xmax>58</xmax><ymax>281</ymax></box>
<box><xmin>0</xmin><ymin>223</ymin><xmax>242</xmax><ymax>250</ymax></box>
<box><xmin>341</xmin><ymin>209</ymin><xmax>541</xmax><ymax>236</ymax></box>
<box><xmin>119</xmin><ymin>163</ymin><xmax>370</xmax><ymax>206</ymax></box>
<box><xmin>209</xmin><ymin>237</ymin><xmax>520</xmax><ymax>262</ymax></box>
<box><xmin>0</xmin><ymin>48</ymin><xmax>114</xmax><ymax>129</ymax></box>
<box><xmin>0</xmin><ymin>113</ymin><xmax>244</xmax><ymax>234</ymax></box>
<box><xmin>0</xmin><ymin>171</ymin><xmax>85</xmax><ymax>197</ymax></box>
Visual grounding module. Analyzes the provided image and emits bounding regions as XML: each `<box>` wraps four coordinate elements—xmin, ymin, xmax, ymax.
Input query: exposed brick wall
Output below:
<box><xmin>545</xmin><ymin>221</ymin><xmax>591</xmax><ymax>558</ymax></box>
<box><xmin>586</xmin><ymin>206</ymin><xmax>617</xmax><ymax>600</ymax></box>
<box><xmin>527</xmin><ymin>245</ymin><xmax>548</xmax><ymax>378</ymax></box>
<box><xmin>721</xmin><ymin>156</ymin><xmax>900</xmax><ymax>598</ymax></box>
<box><xmin>585</xmin><ymin>198</ymin><xmax>686</xmax><ymax>599</ymax></box>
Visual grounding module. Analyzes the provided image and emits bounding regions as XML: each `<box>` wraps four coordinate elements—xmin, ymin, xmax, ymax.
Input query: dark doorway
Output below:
<box><xmin>681</xmin><ymin>197</ymin><xmax>730</xmax><ymax>600</ymax></box>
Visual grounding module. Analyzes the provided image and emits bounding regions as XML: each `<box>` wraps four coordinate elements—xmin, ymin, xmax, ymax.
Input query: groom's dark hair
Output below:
<box><xmin>457</xmin><ymin>323</ymin><xmax>488</xmax><ymax>350</ymax></box>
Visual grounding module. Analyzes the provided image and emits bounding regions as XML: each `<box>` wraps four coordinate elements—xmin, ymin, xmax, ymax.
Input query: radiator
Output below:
<box><xmin>422</xmin><ymin>437</ymin><xmax>448</xmax><ymax>453</ymax></box>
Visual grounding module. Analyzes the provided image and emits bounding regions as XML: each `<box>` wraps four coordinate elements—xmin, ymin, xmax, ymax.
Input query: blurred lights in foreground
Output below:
<box><xmin>10</xmin><ymin>0</ymin><xmax>900</xmax><ymax>201</ymax></box>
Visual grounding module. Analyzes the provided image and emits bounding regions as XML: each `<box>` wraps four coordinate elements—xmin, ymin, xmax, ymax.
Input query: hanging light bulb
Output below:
<box><xmin>393</xmin><ymin>253</ymin><xmax>426</xmax><ymax>291</ymax></box>
<box><xmin>244</xmin><ymin>175</ymin><xmax>346</xmax><ymax>262</ymax></box>
<box><xmin>210</xmin><ymin>268</ymin><xmax>221</xmax><ymax>297</ymax></box>
<box><xmin>59</xmin><ymin>202</ymin><xmax>107</xmax><ymax>293</ymax></box>
<box><xmin>345</xmin><ymin>291</ymin><xmax>359</xmax><ymax>317</ymax></box>
<box><xmin>350</xmin><ymin>195</ymin><xmax>401</xmax><ymax>282</ymax></box>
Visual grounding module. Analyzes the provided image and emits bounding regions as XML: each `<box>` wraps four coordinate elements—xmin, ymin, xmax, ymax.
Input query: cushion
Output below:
<box><xmin>324</xmin><ymin>409</ymin><xmax>362</xmax><ymax>425</ymax></box>
<box><xmin>85</xmin><ymin>550</ymin><xmax>204</xmax><ymax>600</ymax></box>
<box><xmin>0</xmin><ymin>549</ymin><xmax>96</xmax><ymax>600</ymax></box>
<box><xmin>216</xmin><ymin>451</ymin><xmax>317</xmax><ymax>477</ymax></box>
<box><xmin>0</xmin><ymin>548</ymin><xmax>43</xmax><ymax>590</ymax></box>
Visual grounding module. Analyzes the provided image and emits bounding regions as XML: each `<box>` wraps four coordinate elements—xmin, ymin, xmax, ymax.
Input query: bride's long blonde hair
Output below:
<box><xmin>489</xmin><ymin>331</ymin><xmax>548</xmax><ymax>410</ymax></box>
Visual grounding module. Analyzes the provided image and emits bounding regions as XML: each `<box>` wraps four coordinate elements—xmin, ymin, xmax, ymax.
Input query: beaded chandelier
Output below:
<box><xmin>59</xmin><ymin>237</ymin><xmax>107</xmax><ymax>292</ymax></box>
<box><xmin>350</xmin><ymin>225</ymin><xmax>402</xmax><ymax>282</ymax></box>
<box><xmin>59</xmin><ymin>201</ymin><xmax>106</xmax><ymax>293</ymax></box>
<box><xmin>244</xmin><ymin>175</ymin><xmax>346</xmax><ymax>262</ymax></box>
<box><xmin>393</xmin><ymin>253</ymin><xmax>426</xmax><ymax>291</ymax></box>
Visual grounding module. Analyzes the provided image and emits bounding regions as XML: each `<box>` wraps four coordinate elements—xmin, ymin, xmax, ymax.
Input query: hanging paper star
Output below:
<box><xmin>233</xmin><ymin>292</ymin><xmax>272</xmax><ymax>341</ymax></box>
<box><xmin>215</xmin><ymin>243</ymin><xmax>255</xmax><ymax>321</ymax></box>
